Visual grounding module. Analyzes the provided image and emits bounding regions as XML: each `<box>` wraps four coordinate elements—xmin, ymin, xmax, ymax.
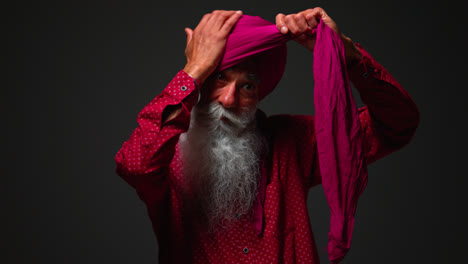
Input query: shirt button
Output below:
<box><xmin>181</xmin><ymin>85</ymin><xmax>187</xmax><ymax>91</ymax></box>
<box><xmin>243</xmin><ymin>247</ymin><xmax>249</xmax><ymax>254</ymax></box>
<box><xmin>361</xmin><ymin>72</ymin><xmax>369</xmax><ymax>79</ymax></box>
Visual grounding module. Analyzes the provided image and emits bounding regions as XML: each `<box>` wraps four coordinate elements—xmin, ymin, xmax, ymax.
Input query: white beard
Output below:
<box><xmin>178</xmin><ymin>102</ymin><xmax>266</xmax><ymax>229</ymax></box>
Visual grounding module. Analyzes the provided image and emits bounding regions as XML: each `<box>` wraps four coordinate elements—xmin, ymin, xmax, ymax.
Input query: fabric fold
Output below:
<box><xmin>220</xmin><ymin>15</ymin><xmax>368</xmax><ymax>263</ymax></box>
<box><xmin>219</xmin><ymin>15</ymin><xmax>289</xmax><ymax>100</ymax></box>
<box><xmin>313</xmin><ymin>19</ymin><xmax>368</xmax><ymax>264</ymax></box>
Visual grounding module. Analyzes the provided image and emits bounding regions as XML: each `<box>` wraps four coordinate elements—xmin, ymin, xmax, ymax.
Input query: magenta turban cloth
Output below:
<box><xmin>220</xmin><ymin>15</ymin><xmax>368</xmax><ymax>263</ymax></box>
<box><xmin>313</xmin><ymin>19</ymin><xmax>368</xmax><ymax>264</ymax></box>
<box><xmin>219</xmin><ymin>15</ymin><xmax>289</xmax><ymax>100</ymax></box>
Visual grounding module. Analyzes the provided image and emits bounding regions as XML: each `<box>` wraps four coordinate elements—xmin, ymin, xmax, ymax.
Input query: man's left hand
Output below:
<box><xmin>276</xmin><ymin>8</ymin><xmax>362</xmax><ymax>67</ymax></box>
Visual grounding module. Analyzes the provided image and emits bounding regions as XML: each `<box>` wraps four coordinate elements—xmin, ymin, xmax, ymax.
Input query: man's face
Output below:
<box><xmin>201</xmin><ymin>59</ymin><xmax>260</xmax><ymax>116</ymax></box>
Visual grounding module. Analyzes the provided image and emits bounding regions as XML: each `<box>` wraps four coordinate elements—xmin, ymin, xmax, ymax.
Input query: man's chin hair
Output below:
<box><xmin>179</xmin><ymin>102</ymin><xmax>266</xmax><ymax>229</ymax></box>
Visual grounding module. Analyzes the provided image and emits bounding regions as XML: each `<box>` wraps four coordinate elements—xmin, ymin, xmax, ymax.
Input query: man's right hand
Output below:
<box><xmin>183</xmin><ymin>10</ymin><xmax>243</xmax><ymax>84</ymax></box>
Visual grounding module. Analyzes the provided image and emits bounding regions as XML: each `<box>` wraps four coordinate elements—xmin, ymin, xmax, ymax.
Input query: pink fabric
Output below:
<box><xmin>115</xmin><ymin>51</ymin><xmax>420</xmax><ymax>263</ymax></box>
<box><xmin>221</xmin><ymin>15</ymin><xmax>368</xmax><ymax>263</ymax></box>
<box><xmin>313</xmin><ymin>19</ymin><xmax>368</xmax><ymax>263</ymax></box>
<box><xmin>219</xmin><ymin>15</ymin><xmax>289</xmax><ymax>100</ymax></box>
<box><xmin>219</xmin><ymin>15</ymin><xmax>290</xmax><ymax>237</ymax></box>
<box><xmin>218</xmin><ymin>15</ymin><xmax>290</xmax><ymax>238</ymax></box>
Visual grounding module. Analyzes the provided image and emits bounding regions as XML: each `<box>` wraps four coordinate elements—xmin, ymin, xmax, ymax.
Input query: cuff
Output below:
<box><xmin>163</xmin><ymin>70</ymin><xmax>200</xmax><ymax>102</ymax></box>
<box><xmin>348</xmin><ymin>44</ymin><xmax>384</xmax><ymax>84</ymax></box>
<box><xmin>185</xmin><ymin>71</ymin><xmax>203</xmax><ymax>89</ymax></box>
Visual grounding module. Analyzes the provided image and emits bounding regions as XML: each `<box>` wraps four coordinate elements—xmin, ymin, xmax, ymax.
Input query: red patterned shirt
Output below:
<box><xmin>115</xmin><ymin>46</ymin><xmax>419</xmax><ymax>263</ymax></box>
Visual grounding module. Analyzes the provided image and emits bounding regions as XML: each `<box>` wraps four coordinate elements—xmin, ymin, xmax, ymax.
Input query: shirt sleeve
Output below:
<box><xmin>310</xmin><ymin>44</ymin><xmax>420</xmax><ymax>186</ymax></box>
<box><xmin>349</xmin><ymin>44</ymin><xmax>420</xmax><ymax>164</ymax></box>
<box><xmin>114</xmin><ymin>70</ymin><xmax>199</xmax><ymax>204</ymax></box>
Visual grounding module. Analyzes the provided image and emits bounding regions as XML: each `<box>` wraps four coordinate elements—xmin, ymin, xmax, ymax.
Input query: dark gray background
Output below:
<box><xmin>6</xmin><ymin>0</ymin><xmax>467</xmax><ymax>263</ymax></box>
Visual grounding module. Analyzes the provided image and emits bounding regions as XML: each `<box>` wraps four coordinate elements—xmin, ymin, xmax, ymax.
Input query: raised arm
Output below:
<box><xmin>115</xmin><ymin>71</ymin><xmax>199</xmax><ymax>194</ymax></box>
<box><xmin>275</xmin><ymin>8</ymin><xmax>419</xmax><ymax>186</ymax></box>
<box><xmin>350</xmin><ymin>45</ymin><xmax>420</xmax><ymax>164</ymax></box>
<box><xmin>115</xmin><ymin>10</ymin><xmax>243</xmax><ymax>208</ymax></box>
<box><xmin>308</xmin><ymin>45</ymin><xmax>419</xmax><ymax>186</ymax></box>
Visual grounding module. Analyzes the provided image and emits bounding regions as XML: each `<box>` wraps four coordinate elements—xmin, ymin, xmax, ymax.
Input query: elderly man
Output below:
<box><xmin>115</xmin><ymin>8</ymin><xmax>419</xmax><ymax>264</ymax></box>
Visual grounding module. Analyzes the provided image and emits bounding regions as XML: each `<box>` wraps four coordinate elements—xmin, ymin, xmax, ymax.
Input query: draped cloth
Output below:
<box><xmin>312</xmin><ymin>20</ymin><xmax>368</xmax><ymax>264</ymax></box>
<box><xmin>219</xmin><ymin>15</ymin><xmax>368</xmax><ymax>263</ymax></box>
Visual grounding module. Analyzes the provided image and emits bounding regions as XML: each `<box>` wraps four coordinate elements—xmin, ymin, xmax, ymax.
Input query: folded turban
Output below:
<box><xmin>220</xmin><ymin>15</ymin><xmax>368</xmax><ymax>264</ymax></box>
<box><xmin>219</xmin><ymin>15</ymin><xmax>289</xmax><ymax>100</ymax></box>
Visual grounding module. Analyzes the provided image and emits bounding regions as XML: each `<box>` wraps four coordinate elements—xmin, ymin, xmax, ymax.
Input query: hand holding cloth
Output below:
<box><xmin>220</xmin><ymin>15</ymin><xmax>368</xmax><ymax>263</ymax></box>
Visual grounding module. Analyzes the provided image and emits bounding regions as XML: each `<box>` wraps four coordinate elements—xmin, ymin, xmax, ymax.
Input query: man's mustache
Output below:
<box><xmin>208</xmin><ymin>103</ymin><xmax>255</xmax><ymax>129</ymax></box>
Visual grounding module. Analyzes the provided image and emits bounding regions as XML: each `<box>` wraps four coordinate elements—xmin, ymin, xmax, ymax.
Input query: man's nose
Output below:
<box><xmin>217</xmin><ymin>82</ymin><xmax>238</xmax><ymax>108</ymax></box>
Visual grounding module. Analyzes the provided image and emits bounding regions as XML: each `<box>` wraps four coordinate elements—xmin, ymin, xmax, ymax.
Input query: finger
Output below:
<box><xmin>305</xmin><ymin>7</ymin><xmax>326</xmax><ymax>24</ymax></box>
<box><xmin>305</xmin><ymin>7</ymin><xmax>339</xmax><ymax>33</ymax></box>
<box><xmin>275</xmin><ymin>13</ymin><xmax>288</xmax><ymax>34</ymax></box>
<box><xmin>295</xmin><ymin>13</ymin><xmax>310</xmax><ymax>34</ymax></box>
<box><xmin>209</xmin><ymin>10</ymin><xmax>238</xmax><ymax>30</ymax></box>
<box><xmin>196</xmin><ymin>13</ymin><xmax>212</xmax><ymax>30</ymax></box>
<box><xmin>184</xmin><ymin>28</ymin><xmax>193</xmax><ymax>46</ymax></box>
<box><xmin>284</xmin><ymin>14</ymin><xmax>301</xmax><ymax>36</ymax></box>
<box><xmin>312</xmin><ymin>7</ymin><xmax>327</xmax><ymax>18</ymax></box>
<box><xmin>305</xmin><ymin>11</ymin><xmax>319</xmax><ymax>30</ymax></box>
<box><xmin>305</xmin><ymin>15</ymin><xmax>318</xmax><ymax>32</ymax></box>
<box><xmin>220</xmin><ymin>10</ymin><xmax>243</xmax><ymax>34</ymax></box>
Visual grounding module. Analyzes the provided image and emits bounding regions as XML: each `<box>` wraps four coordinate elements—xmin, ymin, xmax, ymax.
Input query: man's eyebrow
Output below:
<box><xmin>247</xmin><ymin>73</ymin><xmax>260</xmax><ymax>83</ymax></box>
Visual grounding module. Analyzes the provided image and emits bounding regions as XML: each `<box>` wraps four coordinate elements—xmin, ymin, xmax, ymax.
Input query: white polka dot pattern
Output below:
<box><xmin>115</xmin><ymin>45</ymin><xmax>420</xmax><ymax>264</ymax></box>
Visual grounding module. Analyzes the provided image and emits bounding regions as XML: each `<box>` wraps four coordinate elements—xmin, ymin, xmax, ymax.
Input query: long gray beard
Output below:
<box><xmin>178</xmin><ymin>102</ymin><xmax>266</xmax><ymax>229</ymax></box>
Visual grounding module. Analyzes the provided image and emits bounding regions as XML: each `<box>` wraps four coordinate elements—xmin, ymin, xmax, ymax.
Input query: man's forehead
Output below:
<box><xmin>228</xmin><ymin>58</ymin><xmax>258</xmax><ymax>70</ymax></box>
<box><xmin>224</xmin><ymin>58</ymin><xmax>260</xmax><ymax>82</ymax></box>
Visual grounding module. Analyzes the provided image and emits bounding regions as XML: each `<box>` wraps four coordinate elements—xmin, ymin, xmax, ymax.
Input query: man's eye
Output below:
<box><xmin>242</xmin><ymin>83</ymin><xmax>255</xmax><ymax>91</ymax></box>
<box><xmin>216</xmin><ymin>72</ymin><xmax>226</xmax><ymax>81</ymax></box>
